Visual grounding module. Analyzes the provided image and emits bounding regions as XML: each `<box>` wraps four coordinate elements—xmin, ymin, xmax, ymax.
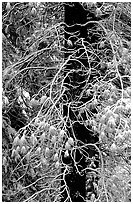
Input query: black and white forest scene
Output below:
<box><xmin>2</xmin><ymin>2</ymin><xmax>131</xmax><ymax>202</ymax></box>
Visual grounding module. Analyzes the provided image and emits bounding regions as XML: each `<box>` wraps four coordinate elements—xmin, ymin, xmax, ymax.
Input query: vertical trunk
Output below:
<box><xmin>61</xmin><ymin>3</ymin><xmax>99</xmax><ymax>201</ymax></box>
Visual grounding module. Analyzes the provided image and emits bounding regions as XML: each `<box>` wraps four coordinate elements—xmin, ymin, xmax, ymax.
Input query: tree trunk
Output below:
<box><xmin>61</xmin><ymin>3</ymin><xmax>100</xmax><ymax>201</ymax></box>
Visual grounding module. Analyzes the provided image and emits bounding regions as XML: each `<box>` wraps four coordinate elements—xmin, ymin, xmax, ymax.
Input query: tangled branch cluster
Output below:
<box><xmin>2</xmin><ymin>2</ymin><xmax>131</xmax><ymax>202</ymax></box>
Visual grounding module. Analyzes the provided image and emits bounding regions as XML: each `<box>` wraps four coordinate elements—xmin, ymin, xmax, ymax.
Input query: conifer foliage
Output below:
<box><xmin>2</xmin><ymin>2</ymin><xmax>131</xmax><ymax>202</ymax></box>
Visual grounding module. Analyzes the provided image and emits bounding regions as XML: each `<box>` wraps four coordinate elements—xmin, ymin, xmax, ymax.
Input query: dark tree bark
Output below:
<box><xmin>61</xmin><ymin>3</ymin><xmax>102</xmax><ymax>201</ymax></box>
